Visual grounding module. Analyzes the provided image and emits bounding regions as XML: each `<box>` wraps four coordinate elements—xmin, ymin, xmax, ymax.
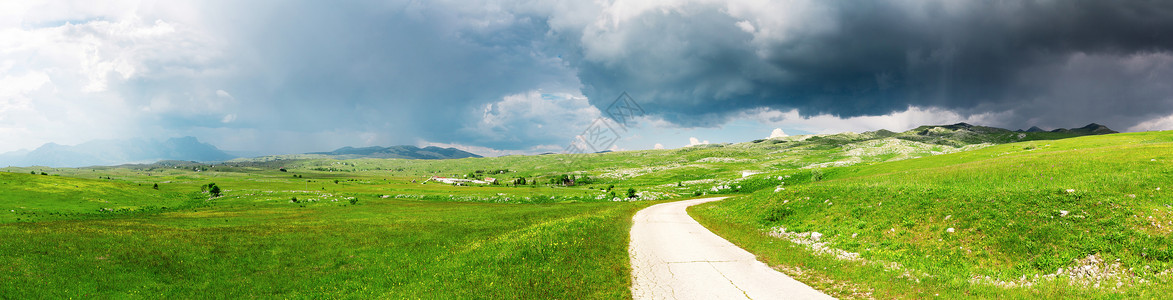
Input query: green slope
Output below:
<box><xmin>693</xmin><ymin>131</ymin><xmax>1173</xmax><ymax>298</ymax></box>
<box><xmin>0</xmin><ymin>172</ymin><xmax>195</xmax><ymax>223</ymax></box>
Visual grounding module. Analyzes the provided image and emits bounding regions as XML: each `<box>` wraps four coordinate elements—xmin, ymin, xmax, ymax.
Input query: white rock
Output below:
<box><xmin>1065</xmin><ymin>189</ymin><xmax>1076</xmax><ymax>193</ymax></box>
<box><xmin>946</xmin><ymin>227</ymin><xmax>955</xmax><ymax>233</ymax></box>
<box><xmin>1060</xmin><ymin>210</ymin><xmax>1070</xmax><ymax>217</ymax></box>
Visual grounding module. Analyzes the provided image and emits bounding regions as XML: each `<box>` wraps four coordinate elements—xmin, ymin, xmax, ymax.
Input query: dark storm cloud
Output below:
<box><xmin>16</xmin><ymin>0</ymin><xmax>1173</xmax><ymax>155</ymax></box>
<box><xmin>165</xmin><ymin>1</ymin><xmax>580</xmax><ymax>148</ymax></box>
<box><xmin>569</xmin><ymin>0</ymin><xmax>1173</xmax><ymax>130</ymax></box>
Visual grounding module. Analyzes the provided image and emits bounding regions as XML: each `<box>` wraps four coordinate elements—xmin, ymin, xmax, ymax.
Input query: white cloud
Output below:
<box><xmin>743</xmin><ymin>106</ymin><xmax>1012</xmax><ymax>134</ymax></box>
<box><xmin>688</xmin><ymin>137</ymin><xmax>710</xmax><ymax>146</ymax></box>
<box><xmin>467</xmin><ymin>89</ymin><xmax>601</xmax><ymax>146</ymax></box>
<box><xmin>653</xmin><ymin>143</ymin><xmax>664</xmax><ymax>149</ymax></box>
<box><xmin>221</xmin><ymin>114</ymin><xmax>237</xmax><ymax>123</ymax></box>
<box><xmin>0</xmin><ymin>72</ymin><xmax>50</xmax><ymax>115</ymax></box>
<box><xmin>735</xmin><ymin>20</ymin><xmax>755</xmax><ymax>33</ymax></box>
<box><xmin>0</xmin><ymin>4</ymin><xmax>228</xmax><ymax>153</ymax></box>
<box><xmin>768</xmin><ymin>128</ymin><xmax>787</xmax><ymax>138</ymax></box>
<box><xmin>1129</xmin><ymin>115</ymin><xmax>1173</xmax><ymax>132</ymax></box>
<box><xmin>216</xmin><ymin>90</ymin><xmax>234</xmax><ymax>100</ymax></box>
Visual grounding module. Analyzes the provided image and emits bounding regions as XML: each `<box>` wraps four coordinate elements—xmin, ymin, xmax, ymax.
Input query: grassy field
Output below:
<box><xmin>0</xmin><ymin>123</ymin><xmax>1132</xmax><ymax>297</ymax></box>
<box><xmin>692</xmin><ymin>131</ymin><xmax>1173</xmax><ymax>298</ymax></box>
<box><xmin>0</xmin><ymin>173</ymin><xmax>655</xmax><ymax>298</ymax></box>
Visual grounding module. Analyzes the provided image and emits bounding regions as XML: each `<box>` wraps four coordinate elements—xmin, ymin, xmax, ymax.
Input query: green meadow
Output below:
<box><xmin>1</xmin><ymin>170</ymin><xmax>653</xmax><ymax>298</ymax></box>
<box><xmin>2</xmin><ymin>124</ymin><xmax>1168</xmax><ymax>298</ymax></box>
<box><xmin>693</xmin><ymin>131</ymin><xmax>1173</xmax><ymax>298</ymax></box>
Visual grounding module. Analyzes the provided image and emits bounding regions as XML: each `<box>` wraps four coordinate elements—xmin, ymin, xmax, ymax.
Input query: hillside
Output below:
<box><xmin>0</xmin><ymin>137</ymin><xmax>234</xmax><ymax>168</ymax></box>
<box><xmin>692</xmin><ymin>131</ymin><xmax>1173</xmax><ymax>298</ymax></box>
<box><xmin>307</xmin><ymin>145</ymin><xmax>482</xmax><ymax>159</ymax></box>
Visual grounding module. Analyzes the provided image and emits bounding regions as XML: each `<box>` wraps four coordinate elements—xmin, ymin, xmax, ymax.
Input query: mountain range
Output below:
<box><xmin>0</xmin><ymin>123</ymin><xmax>1114</xmax><ymax>167</ymax></box>
<box><xmin>306</xmin><ymin>146</ymin><xmax>482</xmax><ymax>160</ymax></box>
<box><xmin>0</xmin><ymin>137</ymin><xmax>235</xmax><ymax>168</ymax></box>
<box><xmin>1017</xmin><ymin>123</ymin><xmax>1118</xmax><ymax>134</ymax></box>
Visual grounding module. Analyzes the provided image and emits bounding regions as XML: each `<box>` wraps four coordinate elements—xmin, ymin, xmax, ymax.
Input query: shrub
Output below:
<box><xmin>758</xmin><ymin>205</ymin><xmax>793</xmax><ymax>225</ymax></box>
<box><xmin>201</xmin><ymin>183</ymin><xmax>221</xmax><ymax>197</ymax></box>
<box><xmin>349</xmin><ymin>198</ymin><xmax>358</xmax><ymax>205</ymax></box>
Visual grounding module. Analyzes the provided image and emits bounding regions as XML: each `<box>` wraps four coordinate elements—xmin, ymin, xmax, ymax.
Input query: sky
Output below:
<box><xmin>3</xmin><ymin>0</ymin><xmax>1173</xmax><ymax>156</ymax></box>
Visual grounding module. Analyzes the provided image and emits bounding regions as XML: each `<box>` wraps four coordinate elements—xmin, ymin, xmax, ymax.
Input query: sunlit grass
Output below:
<box><xmin>692</xmin><ymin>131</ymin><xmax>1173</xmax><ymax>298</ymax></box>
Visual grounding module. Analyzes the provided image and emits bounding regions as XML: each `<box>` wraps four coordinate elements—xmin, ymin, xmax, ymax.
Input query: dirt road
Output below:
<box><xmin>629</xmin><ymin>197</ymin><xmax>834</xmax><ymax>299</ymax></box>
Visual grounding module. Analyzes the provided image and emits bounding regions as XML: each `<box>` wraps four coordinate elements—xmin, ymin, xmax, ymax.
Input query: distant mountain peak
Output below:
<box><xmin>1050</xmin><ymin>123</ymin><xmax>1118</xmax><ymax>134</ymax></box>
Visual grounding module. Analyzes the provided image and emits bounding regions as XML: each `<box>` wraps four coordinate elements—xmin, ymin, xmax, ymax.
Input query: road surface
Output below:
<box><xmin>630</xmin><ymin>197</ymin><xmax>834</xmax><ymax>300</ymax></box>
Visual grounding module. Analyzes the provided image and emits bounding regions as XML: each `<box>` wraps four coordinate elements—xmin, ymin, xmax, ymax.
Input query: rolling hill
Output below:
<box><xmin>692</xmin><ymin>130</ymin><xmax>1173</xmax><ymax>298</ymax></box>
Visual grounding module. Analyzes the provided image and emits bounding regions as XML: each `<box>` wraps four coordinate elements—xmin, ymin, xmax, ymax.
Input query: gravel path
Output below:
<box><xmin>630</xmin><ymin>197</ymin><xmax>834</xmax><ymax>300</ymax></box>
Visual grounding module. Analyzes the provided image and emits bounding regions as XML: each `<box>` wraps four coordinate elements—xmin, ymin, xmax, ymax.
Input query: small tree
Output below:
<box><xmin>201</xmin><ymin>183</ymin><xmax>221</xmax><ymax>197</ymax></box>
<box><xmin>153</xmin><ymin>183</ymin><xmax>159</xmax><ymax>190</ymax></box>
<box><xmin>627</xmin><ymin>188</ymin><xmax>637</xmax><ymax>199</ymax></box>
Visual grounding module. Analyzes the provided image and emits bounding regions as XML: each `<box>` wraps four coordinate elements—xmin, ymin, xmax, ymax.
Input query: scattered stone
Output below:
<box><xmin>946</xmin><ymin>227</ymin><xmax>955</xmax><ymax>233</ymax></box>
<box><xmin>1060</xmin><ymin>210</ymin><xmax>1070</xmax><ymax>217</ymax></box>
